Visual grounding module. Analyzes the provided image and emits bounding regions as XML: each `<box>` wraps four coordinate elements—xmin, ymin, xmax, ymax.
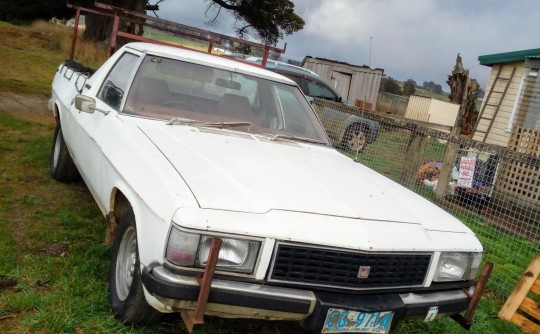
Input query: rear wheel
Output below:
<box><xmin>50</xmin><ymin>125</ymin><xmax>79</xmax><ymax>182</ymax></box>
<box><xmin>108</xmin><ymin>208</ymin><xmax>162</xmax><ymax>325</ymax></box>
<box><xmin>342</xmin><ymin>124</ymin><xmax>368</xmax><ymax>152</ymax></box>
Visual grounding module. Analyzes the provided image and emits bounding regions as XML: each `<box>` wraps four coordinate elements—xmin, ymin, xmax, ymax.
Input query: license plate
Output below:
<box><xmin>322</xmin><ymin>308</ymin><xmax>393</xmax><ymax>333</ymax></box>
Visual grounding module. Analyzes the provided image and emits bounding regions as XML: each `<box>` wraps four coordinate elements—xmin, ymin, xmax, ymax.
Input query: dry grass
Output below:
<box><xmin>29</xmin><ymin>20</ymin><xmax>108</xmax><ymax>68</ymax></box>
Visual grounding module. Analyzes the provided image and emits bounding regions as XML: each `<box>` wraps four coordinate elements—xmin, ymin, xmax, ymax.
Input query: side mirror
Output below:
<box><xmin>74</xmin><ymin>95</ymin><xmax>109</xmax><ymax>115</ymax></box>
<box><xmin>337</xmin><ymin>96</ymin><xmax>343</xmax><ymax>103</ymax></box>
<box><xmin>74</xmin><ymin>95</ymin><xmax>96</xmax><ymax>113</ymax></box>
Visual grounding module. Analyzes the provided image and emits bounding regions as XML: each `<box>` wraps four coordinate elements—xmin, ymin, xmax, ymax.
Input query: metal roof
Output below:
<box><xmin>478</xmin><ymin>48</ymin><xmax>540</xmax><ymax>66</ymax></box>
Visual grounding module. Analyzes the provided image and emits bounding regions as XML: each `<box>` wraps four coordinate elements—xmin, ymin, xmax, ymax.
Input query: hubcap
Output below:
<box><xmin>348</xmin><ymin>130</ymin><xmax>366</xmax><ymax>151</ymax></box>
<box><xmin>115</xmin><ymin>226</ymin><xmax>137</xmax><ymax>301</ymax></box>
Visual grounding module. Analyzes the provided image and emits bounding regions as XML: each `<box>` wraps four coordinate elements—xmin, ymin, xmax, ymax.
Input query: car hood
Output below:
<box><xmin>139</xmin><ymin>123</ymin><xmax>471</xmax><ymax>234</ymax></box>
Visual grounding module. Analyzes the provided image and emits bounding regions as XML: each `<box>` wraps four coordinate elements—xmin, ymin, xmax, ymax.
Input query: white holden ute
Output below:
<box><xmin>49</xmin><ymin>42</ymin><xmax>483</xmax><ymax>333</ymax></box>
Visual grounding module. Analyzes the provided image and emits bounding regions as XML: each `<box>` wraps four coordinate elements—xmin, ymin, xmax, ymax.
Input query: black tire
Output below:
<box><xmin>109</xmin><ymin>208</ymin><xmax>162</xmax><ymax>325</ymax></box>
<box><xmin>50</xmin><ymin>125</ymin><xmax>79</xmax><ymax>182</ymax></box>
<box><xmin>341</xmin><ymin>124</ymin><xmax>369</xmax><ymax>152</ymax></box>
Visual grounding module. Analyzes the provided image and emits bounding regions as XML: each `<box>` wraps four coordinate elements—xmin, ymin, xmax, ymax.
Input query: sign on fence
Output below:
<box><xmin>457</xmin><ymin>156</ymin><xmax>477</xmax><ymax>188</ymax></box>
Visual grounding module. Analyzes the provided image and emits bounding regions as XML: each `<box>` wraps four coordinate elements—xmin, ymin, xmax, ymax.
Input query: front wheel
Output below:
<box><xmin>108</xmin><ymin>208</ymin><xmax>162</xmax><ymax>325</ymax></box>
<box><xmin>50</xmin><ymin>125</ymin><xmax>79</xmax><ymax>182</ymax></box>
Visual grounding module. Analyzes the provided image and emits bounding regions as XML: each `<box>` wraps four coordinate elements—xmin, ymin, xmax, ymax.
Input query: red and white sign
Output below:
<box><xmin>457</xmin><ymin>157</ymin><xmax>477</xmax><ymax>188</ymax></box>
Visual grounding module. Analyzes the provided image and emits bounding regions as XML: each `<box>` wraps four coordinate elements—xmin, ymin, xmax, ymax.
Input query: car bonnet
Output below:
<box><xmin>138</xmin><ymin>122</ymin><xmax>472</xmax><ymax>234</ymax></box>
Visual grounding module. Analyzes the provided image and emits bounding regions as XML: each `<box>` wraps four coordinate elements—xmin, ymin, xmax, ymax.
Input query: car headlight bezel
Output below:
<box><xmin>165</xmin><ymin>225</ymin><xmax>262</xmax><ymax>275</ymax></box>
<box><xmin>433</xmin><ymin>252</ymin><xmax>483</xmax><ymax>282</ymax></box>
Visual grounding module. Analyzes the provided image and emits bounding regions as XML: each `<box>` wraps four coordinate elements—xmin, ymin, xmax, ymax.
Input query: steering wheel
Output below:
<box><xmin>159</xmin><ymin>100</ymin><xmax>195</xmax><ymax>112</ymax></box>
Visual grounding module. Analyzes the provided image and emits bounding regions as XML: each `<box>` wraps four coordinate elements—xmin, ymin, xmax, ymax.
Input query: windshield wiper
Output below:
<box><xmin>167</xmin><ymin>117</ymin><xmax>251</xmax><ymax>128</ymax></box>
<box><xmin>269</xmin><ymin>133</ymin><xmax>327</xmax><ymax>145</ymax></box>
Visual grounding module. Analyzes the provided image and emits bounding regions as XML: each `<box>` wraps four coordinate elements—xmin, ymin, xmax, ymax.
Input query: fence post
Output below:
<box><xmin>435</xmin><ymin>127</ymin><xmax>460</xmax><ymax>200</ymax></box>
<box><xmin>401</xmin><ymin>125</ymin><xmax>428</xmax><ymax>189</ymax></box>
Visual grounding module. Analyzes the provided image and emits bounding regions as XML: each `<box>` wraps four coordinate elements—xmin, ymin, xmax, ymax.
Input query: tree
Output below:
<box><xmin>0</xmin><ymin>0</ymin><xmax>74</xmax><ymax>22</ymax></box>
<box><xmin>206</xmin><ymin>0</ymin><xmax>305</xmax><ymax>45</ymax></box>
<box><xmin>78</xmin><ymin>0</ymin><xmax>304</xmax><ymax>46</ymax></box>
<box><xmin>207</xmin><ymin>0</ymin><xmax>305</xmax><ymax>45</ymax></box>
<box><xmin>402</xmin><ymin>79</ymin><xmax>416</xmax><ymax>96</ymax></box>
<box><xmin>379</xmin><ymin>76</ymin><xmax>402</xmax><ymax>95</ymax></box>
<box><xmin>422</xmin><ymin>81</ymin><xmax>443</xmax><ymax>94</ymax></box>
<box><xmin>74</xmin><ymin>0</ymin><xmax>147</xmax><ymax>42</ymax></box>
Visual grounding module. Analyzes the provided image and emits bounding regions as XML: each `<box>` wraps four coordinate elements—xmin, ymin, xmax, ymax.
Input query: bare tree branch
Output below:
<box><xmin>210</xmin><ymin>0</ymin><xmax>241</xmax><ymax>10</ymax></box>
<box><xmin>237</xmin><ymin>24</ymin><xmax>253</xmax><ymax>38</ymax></box>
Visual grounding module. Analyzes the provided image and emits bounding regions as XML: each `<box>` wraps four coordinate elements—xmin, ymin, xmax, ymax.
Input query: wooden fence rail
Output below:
<box><xmin>498</xmin><ymin>255</ymin><xmax>540</xmax><ymax>334</ymax></box>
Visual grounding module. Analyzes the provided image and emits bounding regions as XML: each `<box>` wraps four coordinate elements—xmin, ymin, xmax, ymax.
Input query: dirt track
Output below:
<box><xmin>0</xmin><ymin>92</ymin><xmax>55</xmax><ymax>126</ymax></box>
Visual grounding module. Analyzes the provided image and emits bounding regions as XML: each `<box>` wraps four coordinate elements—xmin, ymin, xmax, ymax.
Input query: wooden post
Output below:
<box><xmin>261</xmin><ymin>47</ymin><xmax>270</xmax><ymax>67</ymax></box>
<box><xmin>109</xmin><ymin>14</ymin><xmax>120</xmax><ymax>57</ymax></box>
<box><xmin>69</xmin><ymin>8</ymin><xmax>81</xmax><ymax>60</ymax></box>
<box><xmin>499</xmin><ymin>255</ymin><xmax>540</xmax><ymax>326</ymax></box>
<box><xmin>401</xmin><ymin>125</ymin><xmax>428</xmax><ymax>189</ymax></box>
<box><xmin>435</xmin><ymin>127</ymin><xmax>460</xmax><ymax>200</ymax></box>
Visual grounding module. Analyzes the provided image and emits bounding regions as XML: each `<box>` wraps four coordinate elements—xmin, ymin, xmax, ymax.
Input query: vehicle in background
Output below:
<box><xmin>245</xmin><ymin>57</ymin><xmax>380</xmax><ymax>152</ymax></box>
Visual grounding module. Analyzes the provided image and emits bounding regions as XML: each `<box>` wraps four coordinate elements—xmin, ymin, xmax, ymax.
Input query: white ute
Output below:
<box><xmin>49</xmin><ymin>42</ymin><xmax>484</xmax><ymax>333</ymax></box>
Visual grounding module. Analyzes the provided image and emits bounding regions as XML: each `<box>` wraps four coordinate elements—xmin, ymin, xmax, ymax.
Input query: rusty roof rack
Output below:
<box><xmin>67</xmin><ymin>1</ymin><xmax>285</xmax><ymax>67</ymax></box>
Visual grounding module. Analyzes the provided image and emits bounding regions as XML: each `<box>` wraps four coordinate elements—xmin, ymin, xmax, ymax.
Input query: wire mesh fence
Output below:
<box><xmin>313</xmin><ymin>98</ymin><xmax>540</xmax><ymax>297</ymax></box>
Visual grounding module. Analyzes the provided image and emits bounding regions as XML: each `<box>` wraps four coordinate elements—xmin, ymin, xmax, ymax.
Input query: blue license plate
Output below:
<box><xmin>322</xmin><ymin>308</ymin><xmax>393</xmax><ymax>333</ymax></box>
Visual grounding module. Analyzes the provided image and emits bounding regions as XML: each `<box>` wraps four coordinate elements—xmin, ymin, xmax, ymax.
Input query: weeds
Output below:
<box><xmin>29</xmin><ymin>20</ymin><xmax>108</xmax><ymax>68</ymax></box>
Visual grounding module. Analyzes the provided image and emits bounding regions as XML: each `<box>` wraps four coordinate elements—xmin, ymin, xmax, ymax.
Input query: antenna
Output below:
<box><xmin>368</xmin><ymin>36</ymin><xmax>372</xmax><ymax>68</ymax></box>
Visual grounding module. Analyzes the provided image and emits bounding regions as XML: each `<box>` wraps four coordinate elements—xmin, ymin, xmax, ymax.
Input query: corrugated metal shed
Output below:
<box><xmin>301</xmin><ymin>56</ymin><xmax>384</xmax><ymax>110</ymax></box>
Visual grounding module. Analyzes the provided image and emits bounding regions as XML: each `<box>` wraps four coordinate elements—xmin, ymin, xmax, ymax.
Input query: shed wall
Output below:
<box><xmin>473</xmin><ymin>62</ymin><xmax>526</xmax><ymax>146</ymax></box>
<box><xmin>428</xmin><ymin>99</ymin><xmax>459</xmax><ymax>126</ymax></box>
<box><xmin>302</xmin><ymin>58</ymin><xmax>383</xmax><ymax>110</ymax></box>
<box><xmin>405</xmin><ymin>95</ymin><xmax>431</xmax><ymax>122</ymax></box>
<box><xmin>404</xmin><ymin>95</ymin><xmax>459</xmax><ymax>126</ymax></box>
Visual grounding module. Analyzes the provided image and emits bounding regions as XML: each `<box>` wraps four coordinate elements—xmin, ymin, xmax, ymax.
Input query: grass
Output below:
<box><xmin>457</xmin><ymin>212</ymin><xmax>540</xmax><ymax>297</ymax></box>
<box><xmin>0</xmin><ymin>21</ymin><xmax>107</xmax><ymax>96</ymax></box>
<box><xmin>0</xmin><ymin>20</ymin><xmax>524</xmax><ymax>334</ymax></box>
<box><xmin>29</xmin><ymin>20</ymin><xmax>108</xmax><ymax>68</ymax></box>
<box><xmin>144</xmin><ymin>27</ymin><xmax>212</xmax><ymax>52</ymax></box>
<box><xmin>414</xmin><ymin>88</ymin><xmax>449</xmax><ymax>101</ymax></box>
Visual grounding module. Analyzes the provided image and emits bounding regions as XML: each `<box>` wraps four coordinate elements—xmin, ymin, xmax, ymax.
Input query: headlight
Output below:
<box><xmin>433</xmin><ymin>252</ymin><xmax>482</xmax><ymax>282</ymax></box>
<box><xmin>165</xmin><ymin>227</ymin><xmax>261</xmax><ymax>274</ymax></box>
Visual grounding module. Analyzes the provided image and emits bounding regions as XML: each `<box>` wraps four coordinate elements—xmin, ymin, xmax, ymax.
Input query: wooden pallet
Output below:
<box><xmin>498</xmin><ymin>255</ymin><xmax>540</xmax><ymax>334</ymax></box>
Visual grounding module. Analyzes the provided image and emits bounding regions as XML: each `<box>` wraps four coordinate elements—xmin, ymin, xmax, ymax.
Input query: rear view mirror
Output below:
<box><xmin>215</xmin><ymin>78</ymin><xmax>241</xmax><ymax>90</ymax></box>
<box><xmin>74</xmin><ymin>95</ymin><xmax>109</xmax><ymax>115</ymax></box>
<box><xmin>74</xmin><ymin>95</ymin><xmax>96</xmax><ymax>113</ymax></box>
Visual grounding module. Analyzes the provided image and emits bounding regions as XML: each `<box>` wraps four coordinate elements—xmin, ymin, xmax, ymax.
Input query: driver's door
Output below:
<box><xmin>65</xmin><ymin>52</ymin><xmax>140</xmax><ymax>210</ymax></box>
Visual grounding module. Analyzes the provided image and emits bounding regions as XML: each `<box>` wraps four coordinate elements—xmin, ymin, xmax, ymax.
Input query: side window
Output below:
<box><xmin>98</xmin><ymin>53</ymin><xmax>139</xmax><ymax>110</ymax></box>
<box><xmin>306</xmin><ymin>79</ymin><xmax>338</xmax><ymax>101</ymax></box>
<box><xmin>275</xmin><ymin>85</ymin><xmax>315</xmax><ymax>137</ymax></box>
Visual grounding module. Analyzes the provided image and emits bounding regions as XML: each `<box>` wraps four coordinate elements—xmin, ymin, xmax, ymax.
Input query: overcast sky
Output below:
<box><xmin>157</xmin><ymin>0</ymin><xmax>540</xmax><ymax>90</ymax></box>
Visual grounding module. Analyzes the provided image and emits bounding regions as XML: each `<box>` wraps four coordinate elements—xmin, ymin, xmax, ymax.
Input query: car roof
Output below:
<box><xmin>245</xmin><ymin>56</ymin><xmax>319</xmax><ymax>77</ymax></box>
<box><xmin>244</xmin><ymin>57</ymin><xmax>341</xmax><ymax>96</ymax></box>
<box><xmin>124</xmin><ymin>43</ymin><xmax>296</xmax><ymax>85</ymax></box>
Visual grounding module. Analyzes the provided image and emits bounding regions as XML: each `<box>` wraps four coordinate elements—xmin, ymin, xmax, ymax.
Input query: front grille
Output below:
<box><xmin>270</xmin><ymin>244</ymin><xmax>431</xmax><ymax>290</ymax></box>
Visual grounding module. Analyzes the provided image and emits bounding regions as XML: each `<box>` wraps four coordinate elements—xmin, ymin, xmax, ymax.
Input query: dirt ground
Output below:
<box><xmin>0</xmin><ymin>92</ymin><xmax>55</xmax><ymax>126</ymax></box>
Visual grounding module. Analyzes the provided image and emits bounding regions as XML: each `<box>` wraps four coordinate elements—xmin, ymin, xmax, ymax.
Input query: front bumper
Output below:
<box><xmin>142</xmin><ymin>265</ymin><xmax>473</xmax><ymax>330</ymax></box>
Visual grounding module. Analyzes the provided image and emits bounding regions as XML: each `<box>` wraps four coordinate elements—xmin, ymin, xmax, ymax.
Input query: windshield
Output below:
<box><xmin>123</xmin><ymin>55</ymin><xmax>329</xmax><ymax>144</ymax></box>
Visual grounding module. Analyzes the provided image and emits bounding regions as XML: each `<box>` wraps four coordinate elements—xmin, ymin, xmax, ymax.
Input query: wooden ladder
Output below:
<box><xmin>474</xmin><ymin>65</ymin><xmax>516</xmax><ymax>143</ymax></box>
